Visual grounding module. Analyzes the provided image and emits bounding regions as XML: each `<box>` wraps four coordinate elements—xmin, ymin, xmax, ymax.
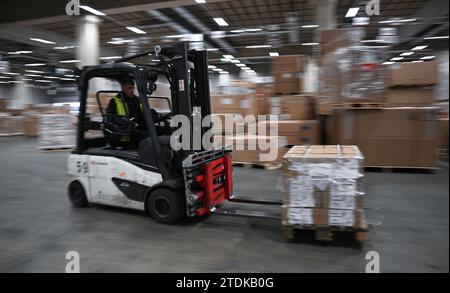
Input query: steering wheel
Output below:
<box><xmin>103</xmin><ymin>113</ymin><xmax>139</xmax><ymax>136</ymax></box>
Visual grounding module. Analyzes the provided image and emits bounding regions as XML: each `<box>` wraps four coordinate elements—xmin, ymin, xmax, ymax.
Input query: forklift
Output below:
<box><xmin>67</xmin><ymin>42</ymin><xmax>281</xmax><ymax>224</ymax></box>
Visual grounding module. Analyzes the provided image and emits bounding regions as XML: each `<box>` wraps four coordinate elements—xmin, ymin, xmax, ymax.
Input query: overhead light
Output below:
<box><xmin>399</xmin><ymin>18</ymin><xmax>416</xmax><ymax>23</ymax></box>
<box><xmin>54</xmin><ymin>46</ymin><xmax>76</xmax><ymax>50</ymax></box>
<box><xmin>0</xmin><ymin>81</ymin><xmax>9</xmax><ymax>84</ymax></box>
<box><xmin>107</xmin><ymin>39</ymin><xmax>134</xmax><ymax>45</ymax></box>
<box><xmin>220</xmin><ymin>58</ymin><xmax>232</xmax><ymax>62</ymax></box>
<box><xmin>245</xmin><ymin>28</ymin><xmax>263</xmax><ymax>32</ymax></box>
<box><xmin>60</xmin><ymin>60</ymin><xmax>80</xmax><ymax>63</ymax></box>
<box><xmin>212</xmin><ymin>68</ymin><xmax>223</xmax><ymax>72</ymax></box>
<box><xmin>301</xmin><ymin>43</ymin><xmax>319</xmax><ymax>46</ymax></box>
<box><xmin>361</xmin><ymin>39</ymin><xmax>382</xmax><ymax>43</ymax></box>
<box><xmin>345</xmin><ymin>7</ymin><xmax>360</xmax><ymax>18</ymax></box>
<box><xmin>9</xmin><ymin>81</ymin><xmax>23</xmax><ymax>84</ymax></box>
<box><xmin>424</xmin><ymin>36</ymin><xmax>449</xmax><ymax>40</ymax></box>
<box><xmin>242</xmin><ymin>67</ymin><xmax>250</xmax><ymax>70</ymax></box>
<box><xmin>213</xmin><ymin>18</ymin><xmax>229</xmax><ymax>27</ymax></box>
<box><xmin>25</xmin><ymin>63</ymin><xmax>46</xmax><ymax>67</ymax></box>
<box><xmin>353</xmin><ymin>17</ymin><xmax>370</xmax><ymax>26</ymax></box>
<box><xmin>195</xmin><ymin>0</ymin><xmax>207</xmax><ymax>3</ymax></box>
<box><xmin>24</xmin><ymin>74</ymin><xmax>42</xmax><ymax>77</ymax></box>
<box><xmin>245</xmin><ymin>45</ymin><xmax>271</xmax><ymax>48</ymax></box>
<box><xmin>269</xmin><ymin>52</ymin><xmax>279</xmax><ymax>57</ymax></box>
<box><xmin>43</xmin><ymin>76</ymin><xmax>60</xmax><ymax>79</ymax></box>
<box><xmin>25</xmin><ymin>70</ymin><xmax>44</xmax><ymax>74</ymax></box>
<box><xmin>151</xmin><ymin>59</ymin><xmax>161</xmax><ymax>62</ymax></box>
<box><xmin>400</xmin><ymin>52</ymin><xmax>415</xmax><ymax>56</ymax></box>
<box><xmin>230</xmin><ymin>30</ymin><xmax>245</xmax><ymax>33</ymax></box>
<box><xmin>412</xmin><ymin>45</ymin><xmax>428</xmax><ymax>51</ymax></box>
<box><xmin>126</xmin><ymin>27</ymin><xmax>147</xmax><ymax>34</ymax></box>
<box><xmin>223</xmin><ymin>55</ymin><xmax>234</xmax><ymax>59</ymax></box>
<box><xmin>3</xmin><ymin>72</ymin><xmax>20</xmax><ymax>76</ymax></box>
<box><xmin>218</xmin><ymin>71</ymin><xmax>229</xmax><ymax>74</ymax></box>
<box><xmin>301</xmin><ymin>25</ymin><xmax>319</xmax><ymax>28</ymax></box>
<box><xmin>421</xmin><ymin>56</ymin><xmax>436</xmax><ymax>60</ymax></box>
<box><xmin>64</xmin><ymin>74</ymin><xmax>75</xmax><ymax>78</ymax></box>
<box><xmin>30</xmin><ymin>38</ymin><xmax>55</xmax><ymax>44</ymax></box>
<box><xmin>230</xmin><ymin>59</ymin><xmax>241</xmax><ymax>64</ymax></box>
<box><xmin>391</xmin><ymin>57</ymin><xmax>404</xmax><ymax>61</ymax></box>
<box><xmin>60</xmin><ymin>78</ymin><xmax>76</xmax><ymax>81</ymax></box>
<box><xmin>100</xmin><ymin>56</ymin><xmax>122</xmax><ymax>60</ymax></box>
<box><xmin>35</xmin><ymin>80</ymin><xmax>53</xmax><ymax>83</ymax></box>
<box><xmin>412</xmin><ymin>60</ymin><xmax>424</xmax><ymax>63</ymax></box>
<box><xmin>236</xmin><ymin>64</ymin><xmax>246</xmax><ymax>67</ymax></box>
<box><xmin>14</xmin><ymin>50</ymin><xmax>33</xmax><ymax>54</ymax></box>
<box><xmin>378</xmin><ymin>19</ymin><xmax>397</xmax><ymax>24</ymax></box>
<box><xmin>79</xmin><ymin>5</ymin><xmax>106</xmax><ymax>16</ymax></box>
<box><xmin>0</xmin><ymin>76</ymin><xmax>11</xmax><ymax>79</ymax></box>
<box><xmin>206</xmin><ymin>48</ymin><xmax>219</xmax><ymax>51</ymax></box>
<box><xmin>382</xmin><ymin>62</ymin><xmax>395</xmax><ymax>65</ymax></box>
<box><xmin>208</xmin><ymin>65</ymin><xmax>216</xmax><ymax>69</ymax></box>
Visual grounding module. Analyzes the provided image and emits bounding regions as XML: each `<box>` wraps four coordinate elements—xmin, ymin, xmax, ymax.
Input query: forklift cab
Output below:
<box><xmin>68</xmin><ymin>43</ymin><xmax>233</xmax><ymax>224</ymax></box>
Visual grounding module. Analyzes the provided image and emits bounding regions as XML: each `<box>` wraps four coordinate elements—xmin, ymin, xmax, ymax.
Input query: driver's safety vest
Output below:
<box><xmin>112</xmin><ymin>96</ymin><xmax>144</xmax><ymax>143</ymax></box>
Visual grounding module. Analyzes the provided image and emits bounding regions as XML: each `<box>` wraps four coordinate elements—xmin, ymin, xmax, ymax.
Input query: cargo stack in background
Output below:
<box><xmin>0</xmin><ymin>113</ymin><xmax>24</xmax><ymax>137</ymax></box>
<box><xmin>281</xmin><ymin>145</ymin><xmax>368</xmax><ymax>242</ymax></box>
<box><xmin>272</xmin><ymin>55</ymin><xmax>306</xmax><ymax>96</ymax></box>
<box><xmin>386</xmin><ymin>61</ymin><xmax>437</xmax><ymax>106</ymax></box>
<box><xmin>38</xmin><ymin>114</ymin><xmax>77</xmax><ymax>150</ymax></box>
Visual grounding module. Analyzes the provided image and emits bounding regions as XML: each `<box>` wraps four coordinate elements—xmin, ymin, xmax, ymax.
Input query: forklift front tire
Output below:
<box><xmin>146</xmin><ymin>188</ymin><xmax>184</xmax><ymax>224</ymax></box>
<box><xmin>68</xmin><ymin>181</ymin><xmax>88</xmax><ymax>207</ymax></box>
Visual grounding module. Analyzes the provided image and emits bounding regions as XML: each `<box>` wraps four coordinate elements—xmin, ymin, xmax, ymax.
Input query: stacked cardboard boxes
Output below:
<box><xmin>0</xmin><ymin>114</ymin><xmax>24</xmax><ymax>136</ymax></box>
<box><xmin>272</xmin><ymin>56</ymin><xmax>306</xmax><ymax>95</ymax></box>
<box><xmin>259</xmin><ymin>120</ymin><xmax>320</xmax><ymax>146</ymax></box>
<box><xmin>282</xmin><ymin>145</ymin><xmax>366</xmax><ymax>228</ymax></box>
<box><xmin>211</xmin><ymin>94</ymin><xmax>267</xmax><ymax>118</ymax></box>
<box><xmin>386</xmin><ymin>61</ymin><xmax>438</xmax><ymax>106</ymax></box>
<box><xmin>328</xmin><ymin>107</ymin><xmax>439</xmax><ymax>168</ymax></box>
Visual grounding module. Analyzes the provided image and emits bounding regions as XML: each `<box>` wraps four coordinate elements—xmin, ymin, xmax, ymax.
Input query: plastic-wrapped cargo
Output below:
<box><xmin>320</xmin><ymin>47</ymin><xmax>387</xmax><ymax>102</ymax></box>
<box><xmin>281</xmin><ymin>145</ymin><xmax>366</xmax><ymax>228</ymax></box>
<box><xmin>38</xmin><ymin>114</ymin><xmax>76</xmax><ymax>149</ymax></box>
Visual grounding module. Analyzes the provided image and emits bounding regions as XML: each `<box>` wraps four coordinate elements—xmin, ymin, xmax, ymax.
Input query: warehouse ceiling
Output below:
<box><xmin>0</xmin><ymin>0</ymin><xmax>448</xmax><ymax>81</ymax></box>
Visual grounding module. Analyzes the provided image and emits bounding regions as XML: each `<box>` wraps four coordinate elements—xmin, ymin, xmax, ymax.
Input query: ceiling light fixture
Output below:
<box><xmin>79</xmin><ymin>5</ymin><xmax>106</xmax><ymax>16</ymax></box>
<box><xmin>345</xmin><ymin>7</ymin><xmax>360</xmax><ymax>18</ymax></box>
<box><xmin>269</xmin><ymin>52</ymin><xmax>279</xmax><ymax>57</ymax></box>
<box><xmin>213</xmin><ymin>18</ymin><xmax>229</xmax><ymax>26</ymax></box>
<box><xmin>126</xmin><ymin>27</ymin><xmax>147</xmax><ymax>34</ymax></box>
<box><xmin>245</xmin><ymin>45</ymin><xmax>271</xmax><ymax>48</ymax></box>
<box><xmin>30</xmin><ymin>38</ymin><xmax>55</xmax><ymax>44</ymax></box>
<box><xmin>412</xmin><ymin>45</ymin><xmax>428</xmax><ymax>51</ymax></box>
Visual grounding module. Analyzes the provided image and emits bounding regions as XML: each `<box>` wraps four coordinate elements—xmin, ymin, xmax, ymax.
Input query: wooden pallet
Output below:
<box><xmin>335</xmin><ymin>102</ymin><xmax>385</xmax><ymax>109</ymax></box>
<box><xmin>39</xmin><ymin>145</ymin><xmax>75</xmax><ymax>152</ymax></box>
<box><xmin>364</xmin><ymin>166</ymin><xmax>438</xmax><ymax>173</ymax></box>
<box><xmin>281</xmin><ymin>223</ymin><xmax>369</xmax><ymax>243</ymax></box>
<box><xmin>232</xmin><ymin>161</ymin><xmax>282</xmax><ymax>170</ymax></box>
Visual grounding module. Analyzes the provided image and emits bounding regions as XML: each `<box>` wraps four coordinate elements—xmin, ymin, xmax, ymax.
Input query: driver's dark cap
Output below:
<box><xmin>120</xmin><ymin>76</ymin><xmax>135</xmax><ymax>86</ymax></box>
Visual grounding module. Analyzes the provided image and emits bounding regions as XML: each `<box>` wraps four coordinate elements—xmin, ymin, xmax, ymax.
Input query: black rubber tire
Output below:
<box><xmin>146</xmin><ymin>188</ymin><xmax>184</xmax><ymax>224</ymax></box>
<box><xmin>68</xmin><ymin>181</ymin><xmax>88</xmax><ymax>207</ymax></box>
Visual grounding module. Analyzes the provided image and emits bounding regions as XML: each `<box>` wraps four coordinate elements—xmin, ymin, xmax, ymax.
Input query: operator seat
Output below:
<box><xmin>137</xmin><ymin>136</ymin><xmax>172</xmax><ymax>166</ymax></box>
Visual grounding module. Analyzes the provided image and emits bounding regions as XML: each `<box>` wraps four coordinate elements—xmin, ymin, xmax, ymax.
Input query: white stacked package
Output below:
<box><xmin>38</xmin><ymin>114</ymin><xmax>76</xmax><ymax>149</ymax></box>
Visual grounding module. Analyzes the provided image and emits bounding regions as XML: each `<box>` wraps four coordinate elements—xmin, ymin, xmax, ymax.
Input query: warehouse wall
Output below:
<box><xmin>0</xmin><ymin>84</ymin><xmax>51</xmax><ymax>108</ymax></box>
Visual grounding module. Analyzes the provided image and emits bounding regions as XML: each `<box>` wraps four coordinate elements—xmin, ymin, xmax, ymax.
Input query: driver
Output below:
<box><xmin>105</xmin><ymin>76</ymin><xmax>161</xmax><ymax>148</ymax></box>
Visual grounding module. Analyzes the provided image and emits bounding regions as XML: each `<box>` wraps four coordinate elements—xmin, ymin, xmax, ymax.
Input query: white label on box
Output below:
<box><xmin>329</xmin><ymin>195</ymin><xmax>356</xmax><ymax>210</ymax></box>
<box><xmin>240</xmin><ymin>99</ymin><xmax>251</xmax><ymax>108</ymax></box>
<box><xmin>282</xmin><ymin>73</ymin><xmax>293</xmax><ymax>79</ymax></box>
<box><xmin>220</xmin><ymin>98</ymin><xmax>233</xmax><ymax>105</ymax></box>
<box><xmin>331</xmin><ymin>180</ymin><xmax>357</xmax><ymax>195</ymax></box>
<box><xmin>328</xmin><ymin>210</ymin><xmax>355</xmax><ymax>227</ymax></box>
<box><xmin>289</xmin><ymin>194</ymin><xmax>315</xmax><ymax>207</ymax></box>
<box><xmin>288</xmin><ymin>208</ymin><xmax>313</xmax><ymax>225</ymax></box>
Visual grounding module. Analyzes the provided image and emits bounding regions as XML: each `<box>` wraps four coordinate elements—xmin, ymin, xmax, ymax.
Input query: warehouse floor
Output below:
<box><xmin>0</xmin><ymin>137</ymin><xmax>448</xmax><ymax>273</ymax></box>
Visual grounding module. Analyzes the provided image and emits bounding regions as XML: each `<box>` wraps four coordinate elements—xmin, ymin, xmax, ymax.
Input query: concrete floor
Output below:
<box><xmin>0</xmin><ymin>137</ymin><xmax>448</xmax><ymax>273</ymax></box>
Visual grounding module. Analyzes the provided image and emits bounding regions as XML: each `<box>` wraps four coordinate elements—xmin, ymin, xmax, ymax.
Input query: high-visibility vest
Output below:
<box><xmin>111</xmin><ymin>96</ymin><xmax>144</xmax><ymax>143</ymax></box>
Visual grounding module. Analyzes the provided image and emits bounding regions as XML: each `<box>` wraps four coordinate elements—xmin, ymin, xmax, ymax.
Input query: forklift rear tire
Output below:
<box><xmin>68</xmin><ymin>181</ymin><xmax>88</xmax><ymax>207</ymax></box>
<box><xmin>146</xmin><ymin>188</ymin><xmax>184</xmax><ymax>224</ymax></box>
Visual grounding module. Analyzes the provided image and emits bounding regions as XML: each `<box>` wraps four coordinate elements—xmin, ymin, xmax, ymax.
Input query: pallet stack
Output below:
<box><xmin>39</xmin><ymin>114</ymin><xmax>77</xmax><ymax>150</ymax></box>
<box><xmin>281</xmin><ymin>145</ymin><xmax>368</xmax><ymax>242</ymax></box>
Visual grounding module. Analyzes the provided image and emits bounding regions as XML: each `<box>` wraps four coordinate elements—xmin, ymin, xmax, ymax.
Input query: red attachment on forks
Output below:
<box><xmin>195</xmin><ymin>154</ymin><xmax>233</xmax><ymax>216</ymax></box>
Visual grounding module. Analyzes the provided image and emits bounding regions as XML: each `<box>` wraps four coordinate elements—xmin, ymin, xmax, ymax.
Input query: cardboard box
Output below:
<box><xmin>0</xmin><ymin>99</ymin><xmax>8</xmax><ymax>111</ymax></box>
<box><xmin>320</xmin><ymin>29</ymin><xmax>355</xmax><ymax>55</ymax></box>
<box><xmin>260</xmin><ymin>120</ymin><xmax>320</xmax><ymax>145</ymax></box>
<box><xmin>211</xmin><ymin>95</ymin><xmax>267</xmax><ymax>117</ymax></box>
<box><xmin>272</xmin><ymin>56</ymin><xmax>306</xmax><ymax>73</ymax></box>
<box><xmin>388</xmin><ymin>61</ymin><xmax>438</xmax><ymax>86</ymax></box>
<box><xmin>273</xmin><ymin>72</ymin><xmax>303</xmax><ymax>95</ymax></box>
<box><xmin>0</xmin><ymin>115</ymin><xmax>24</xmax><ymax>135</ymax></box>
<box><xmin>279</xmin><ymin>95</ymin><xmax>313</xmax><ymax>120</ymax></box>
<box><xmin>24</xmin><ymin>115</ymin><xmax>39</xmax><ymax>137</ymax></box>
<box><xmin>437</xmin><ymin>118</ymin><xmax>449</xmax><ymax>150</ymax></box>
<box><xmin>282</xmin><ymin>206</ymin><xmax>365</xmax><ymax>228</ymax></box>
<box><xmin>385</xmin><ymin>87</ymin><xmax>435</xmax><ymax>106</ymax></box>
<box><xmin>330</xmin><ymin>108</ymin><xmax>439</xmax><ymax>168</ymax></box>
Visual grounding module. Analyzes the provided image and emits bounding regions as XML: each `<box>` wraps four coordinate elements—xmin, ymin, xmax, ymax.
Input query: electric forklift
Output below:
<box><xmin>68</xmin><ymin>42</ymin><xmax>281</xmax><ymax>224</ymax></box>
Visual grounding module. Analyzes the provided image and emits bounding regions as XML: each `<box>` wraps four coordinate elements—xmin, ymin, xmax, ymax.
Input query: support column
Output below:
<box><xmin>314</xmin><ymin>0</ymin><xmax>338</xmax><ymax>30</ymax></box>
<box><xmin>76</xmin><ymin>15</ymin><xmax>101</xmax><ymax>67</ymax></box>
